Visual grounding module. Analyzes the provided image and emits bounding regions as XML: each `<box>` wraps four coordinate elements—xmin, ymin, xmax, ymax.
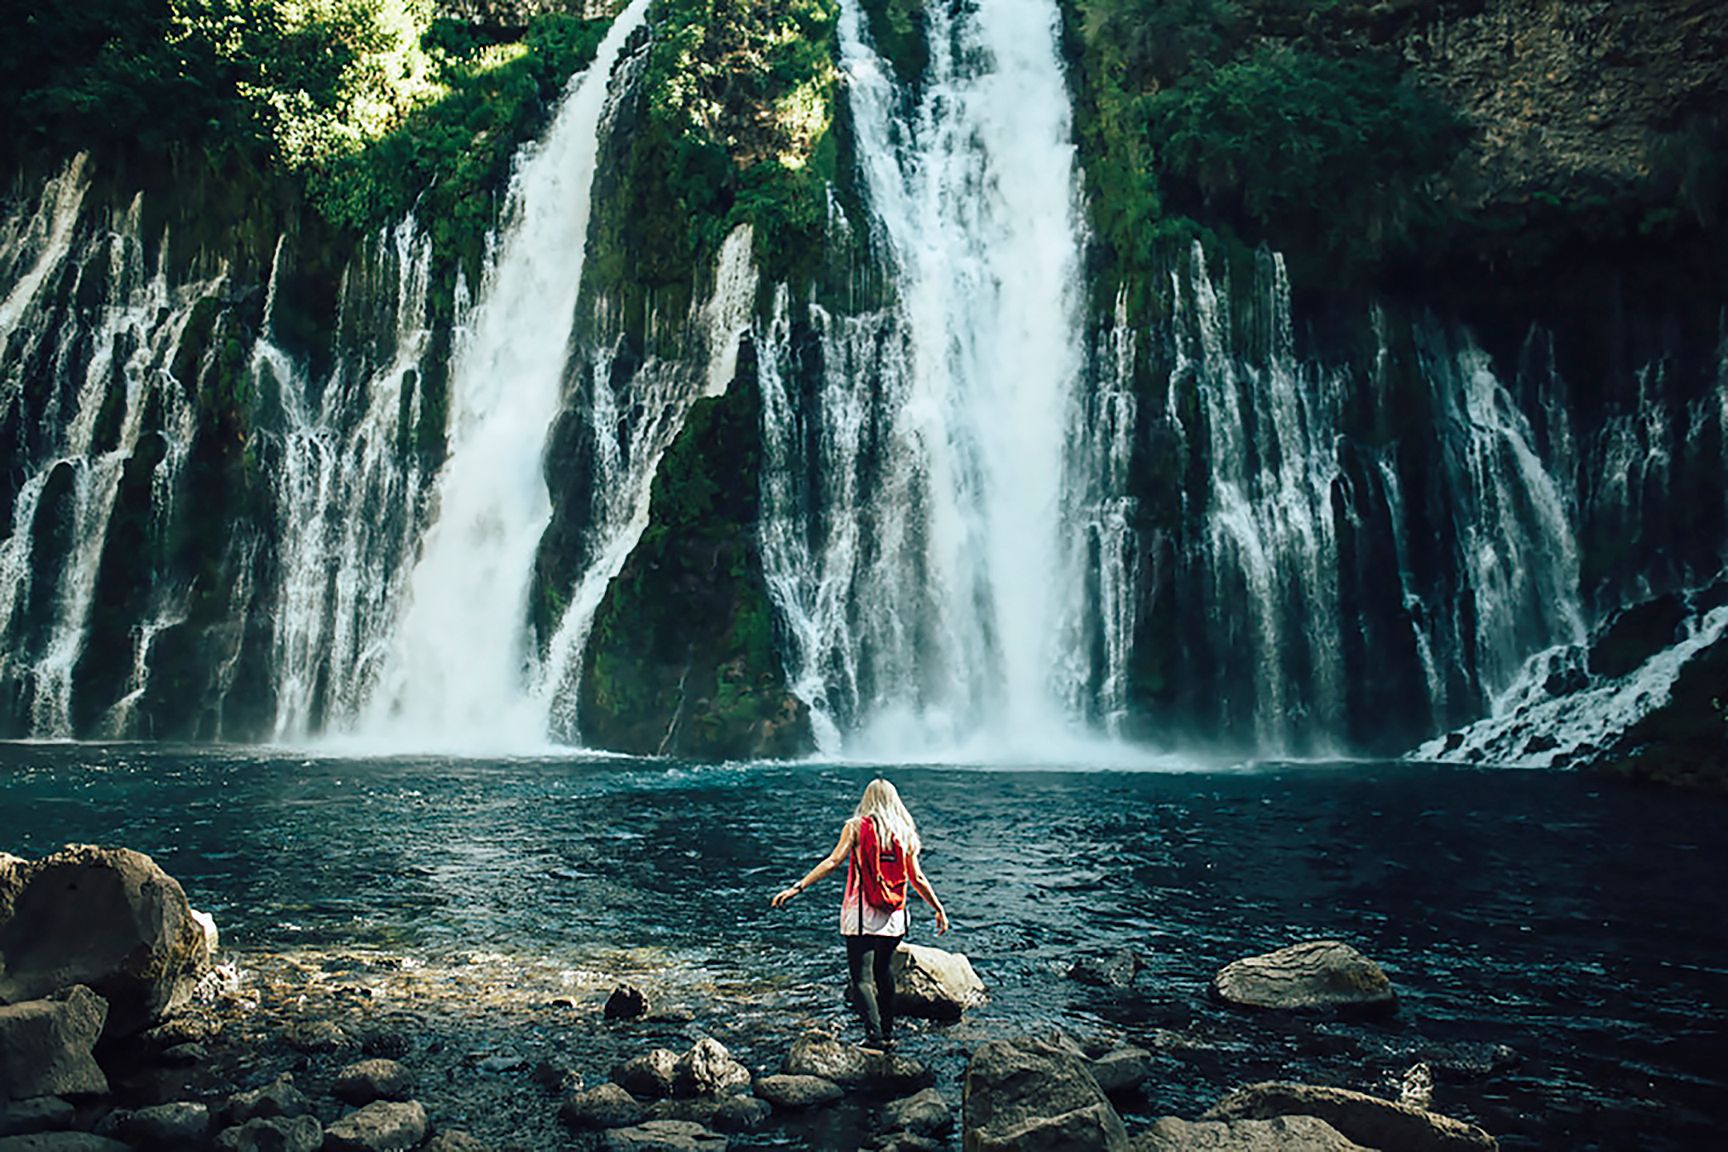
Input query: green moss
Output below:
<box><xmin>579</xmin><ymin>350</ymin><xmax>811</xmax><ymax>758</ymax></box>
<box><xmin>858</xmin><ymin>0</ymin><xmax>927</xmax><ymax>90</ymax></box>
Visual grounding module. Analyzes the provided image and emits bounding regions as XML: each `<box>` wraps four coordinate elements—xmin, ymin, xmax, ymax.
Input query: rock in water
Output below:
<box><xmin>1205</xmin><ymin>1082</ymin><xmax>1498</xmax><ymax>1152</ymax></box>
<box><xmin>602</xmin><ymin>1119</ymin><xmax>728</xmax><ymax>1150</ymax></box>
<box><xmin>332</xmin><ymin>1058</ymin><xmax>415</xmax><ymax>1104</ymax></box>
<box><xmin>615</xmin><ymin>1049</ymin><xmax>680</xmax><ymax>1098</ymax></box>
<box><xmin>892</xmin><ymin>943</ymin><xmax>988</xmax><ymax>1020</ymax></box>
<box><xmin>781</xmin><ymin>1035</ymin><xmax>932</xmax><ymax>1092</ymax></box>
<box><xmin>0</xmin><ymin>985</ymin><xmax>109</xmax><ymax>1101</ymax></box>
<box><xmin>116</xmin><ymin>1102</ymin><xmax>212</xmax><ymax>1149</ymax></box>
<box><xmin>752</xmin><ymin>1074</ymin><xmax>842</xmax><ymax>1110</ymax></box>
<box><xmin>1211</xmin><ymin>941</ymin><xmax>1396</xmax><ymax>1014</ymax></box>
<box><xmin>213</xmin><ymin>1116</ymin><xmax>323</xmax><ymax>1152</ymax></box>
<box><xmin>881</xmin><ymin>1088</ymin><xmax>953</xmax><ymax>1138</ymax></box>
<box><xmin>605</xmin><ymin>984</ymin><xmax>650</xmax><ymax>1019</ymax></box>
<box><xmin>0</xmin><ymin>846</ymin><xmax>211</xmax><ymax>1038</ymax></box>
<box><xmin>962</xmin><ymin>1036</ymin><xmax>1129</xmax><ymax>1151</ymax></box>
<box><xmin>1087</xmin><ymin>1047</ymin><xmax>1152</xmax><ymax>1099</ymax></box>
<box><xmin>221</xmin><ymin>1073</ymin><xmax>315</xmax><ymax>1124</ymax></box>
<box><xmin>322</xmin><ymin>1100</ymin><xmax>428</xmax><ymax>1152</ymax></box>
<box><xmin>1066</xmin><ymin>950</ymin><xmax>1140</xmax><ymax>988</ymax></box>
<box><xmin>0</xmin><ymin>1137</ymin><xmax>134</xmax><ymax>1152</ymax></box>
<box><xmin>562</xmin><ymin>1083</ymin><xmax>645</xmax><ymax>1130</ymax></box>
<box><xmin>674</xmin><ymin>1038</ymin><xmax>751</xmax><ymax>1097</ymax></box>
<box><xmin>1137</xmin><ymin>1115</ymin><xmax>1369</xmax><ymax>1150</ymax></box>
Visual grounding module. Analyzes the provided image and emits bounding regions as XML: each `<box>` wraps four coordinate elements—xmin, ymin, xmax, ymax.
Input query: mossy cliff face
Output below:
<box><xmin>578</xmin><ymin>342</ymin><xmax>811</xmax><ymax>757</ymax></box>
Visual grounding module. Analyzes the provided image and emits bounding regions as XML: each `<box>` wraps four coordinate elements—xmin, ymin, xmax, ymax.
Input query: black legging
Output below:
<box><xmin>845</xmin><ymin>933</ymin><xmax>902</xmax><ymax>1042</ymax></box>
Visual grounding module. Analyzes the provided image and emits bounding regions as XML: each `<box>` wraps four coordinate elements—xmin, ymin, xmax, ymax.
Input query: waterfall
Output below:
<box><xmin>355</xmin><ymin>0</ymin><xmax>651</xmax><ymax>749</ymax></box>
<box><xmin>775</xmin><ymin>0</ymin><xmax>1095</xmax><ymax>754</ymax></box>
<box><xmin>534</xmin><ymin>225</ymin><xmax>762</xmax><ymax>740</ymax></box>
<box><xmin>1172</xmin><ymin>246</ymin><xmax>1346</xmax><ymax>750</ymax></box>
<box><xmin>0</xmin><ymin>166</ymin><xmax>217</xmax><ymax>736</ymax></box>
<box><xmin>268</xmin><ymin>220</ymin><xmax>440</xmax><ymax>739</ymax></box>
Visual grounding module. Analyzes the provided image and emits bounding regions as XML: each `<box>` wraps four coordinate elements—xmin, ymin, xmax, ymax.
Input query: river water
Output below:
<box><xmin>1</xmin><ymin>745</ymin><xmax>1723</xmax><ymax>1150</ymax></box>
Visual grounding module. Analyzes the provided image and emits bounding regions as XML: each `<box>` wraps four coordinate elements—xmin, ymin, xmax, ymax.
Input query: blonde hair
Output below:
<box><xmin>855</xmin><ymin>777</ymin><xmax>921</xmax><ymax>855</ymax></box>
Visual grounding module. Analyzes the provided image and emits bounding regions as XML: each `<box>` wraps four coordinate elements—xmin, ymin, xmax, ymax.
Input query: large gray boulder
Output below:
<box><xmin>0</xmin><ymin>986</ymin><xmax>109</xmax><ymax>1101</ymax></box>
<box><xmin>1205</xmin><ymin>1082</ymin><xmax>1498</xmax><ymax>1151</ymax></box>
<box><xmin>963</xmin><ymin>1036</ymin><xmax>1129</xmax><ymax>1151</ymax></box>
<box><xmin>1211</xmin><ymin>941</ymin><xmax>1395</xmax><ymax>1015</ymax></box>
<box><xmin>673</xmin><ymin>1039</ymin><xmax>750</xmax><ymax>1097</ymax></box>
<box><xmin>1134</xmin><ymin>1115</ymin><xmax>1369</xmax><ymax>1150</ymax></box>
<box><xmin>322</xmin><ymin>1100</ymin><xmax>428</xmax><ymax>1152</ymax></box>
<box><xmin>0</xmin><ymin>846</ymin><xmax>211</xmax><ymax>1038</ymax></box>
<box><xmin>892</xmin><ymin>944</ymin><xmax>987</xmax><ymax>1020</ymax></box>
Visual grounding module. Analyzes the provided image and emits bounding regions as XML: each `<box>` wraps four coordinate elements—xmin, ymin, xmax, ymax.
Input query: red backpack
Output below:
<box><xmin>856</xmin><ymin>816</ymin><xmax>909</xmax><ymax>911</ymax></box>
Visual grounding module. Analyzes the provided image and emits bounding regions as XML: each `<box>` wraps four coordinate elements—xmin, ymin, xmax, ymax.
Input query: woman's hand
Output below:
<box><xmin>934</xmin><ymin>907</ymin><xmax>950</xmax><ymax>935</ymax></box>
<box><xmin>770</xmin><ymin>886</ymin><xmax>802</xmax><ymax>908</ymax></box>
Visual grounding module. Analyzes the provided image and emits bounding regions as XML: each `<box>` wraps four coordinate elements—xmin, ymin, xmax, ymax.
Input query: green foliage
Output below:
<box><xmin>591</xmin><ymin>0</ymin><xmax>841</xmax><ymax>298</ymax></box>
<box><xmin>857</xmin><ymin>0</ymin><xmax>927</xmax><ymax>89</ymax></box>
<box><xmin>1147</xmin><ymin>43</ymin><xmax>1464</xmax><ymax>278</ymax></box>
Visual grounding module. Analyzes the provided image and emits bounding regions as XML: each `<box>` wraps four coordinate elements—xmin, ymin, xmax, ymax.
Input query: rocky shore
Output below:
<box><xmin>0</xmin><ymin>846</ymin><xmax>1510</xmax><ymax>1150</ymax></box>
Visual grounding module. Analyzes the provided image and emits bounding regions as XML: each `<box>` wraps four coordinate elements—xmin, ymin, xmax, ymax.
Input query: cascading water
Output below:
<box><xmin>764</xmin><ymin>0</ymin><xmax>1102</xmax><ymax>754</ymax></box>
<box><xmin>0</xmin><ymin>162</ymin><xmax>217</xmax><ymax>735</ymax></box>
<box><xmin>355</xmin><ymin>0</ymin><xmax>651</xmax><ymax>749</ymax></box>
<box><xmin>268</xmin><ymin>220</ymin><xmax>442</xmax><ymax>739</ymax></box>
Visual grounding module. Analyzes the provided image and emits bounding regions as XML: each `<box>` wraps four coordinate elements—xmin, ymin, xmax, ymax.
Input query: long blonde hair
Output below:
<box><xmin>855</xmin><ymin>777</ymin><xmax>921</xmax><ymax>855</ymax></box>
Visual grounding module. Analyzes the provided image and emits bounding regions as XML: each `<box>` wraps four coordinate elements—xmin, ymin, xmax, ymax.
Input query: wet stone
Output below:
<box><xmin>333</xmin><ymin>1058</ymin><xmax>415</xmax><ymax>1104</ymax></box>
<box><xmin>222</xmin><ymin>1073</ymin><xmax>314</xmax><ymax>1125</ymax></box>
<box><xmin>754</xmin><ymin>1074</ymin><xmax>843</xmax><ymax>1110</ymax></box>
<box><xmin>322</xmin><ymin>1100</ymin><xmax>428</xmax><ymax>1152</ymax></box>
<box><xmin>709</xmin><ymin>1094</ymin><xmax>771</xmax><ymax>1132</ymax></box>
<box><xmin>605</xmin><ymin>984</ymin><xmax>650</xmax><ymax>1020</ymax></box>
<box><xmin>615</xmin><ymin>1049</ymin><xmax>679</xmax><ymax>1098</ymax></box>
<box><xmin>562</xmin><ymin>1083</ymin><xmax>645</xmax><ymax>1130</ymax></box>
<box><xmin>673</xmin><ymin>1038</ymin><xmax>751</xmax><ymax>1097</ymax></box>
<box><xmin>213</xmin><ymin>1115</ymin><xmax>324</xmax><ymax>1152</ymax></box>
<box><xmin>116</xmin><ymin>1101</ymin><xmax>211</xmax><ymax>1149</ymax></box>
<box><xmin>878</xmin><ymin>1087</ymin><xmax>952</xmax><ymax>1137</ymax></box>
<box><xmin>602</xmin><ymin>1119</ymin><xmax>728</xmax><ymax>1151</ymax></box>
<box><xmin>0</xmin><ymin>1099</ymin><xmax>75</xmax><ymax>1139</ymax></box>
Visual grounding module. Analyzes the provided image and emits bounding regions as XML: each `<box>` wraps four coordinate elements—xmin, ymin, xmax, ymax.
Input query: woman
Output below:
<box><xmin>771</xmin><ymin>778</ymin><xmax>949</xmax><ymax>1047</ymax></box>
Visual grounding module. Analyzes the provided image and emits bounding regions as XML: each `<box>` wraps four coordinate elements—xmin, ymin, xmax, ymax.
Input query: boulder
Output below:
<box><xmin>0</xmin><ymin>1137</ymin><xmax>132</xmax><ymax>1152</ymax></box>
<box><xmin>709</xmin><ymin>1095</ymin><xmax>770</xmax><ymax>1132</ymax></box>
<box><xmin>422</xmin><ymin>1133</ymin><xmax>491</xmax><ymax>1152</ymax></box>
<box><xmin>0</xmin><ymin>1098</ymin><xmax>74</xmax><ymax>1138</ymax></box>
<box><xmin>1211</xmin><ymin>941</ymin><xmax>1395</xmax><ymax>1015</ymax></box>
<box><xmin>322</xmin><ymin>1100</ymin><xmax>428</xmax><ymax>1152</ymax></box>
<box><xmin>1134</xmin><ymin>1115</ymin><xmax>1369</xmax><ymax>1150</ymax></box>
<box><xmin>116</xmin><ymin>1102</ymin><xmax>211</xmax><ymax>1149</ymax></box>
<box><xmin>0</xmin><ymin>855</ymin><xmax>25</xmax><ymax>923</ymax></box>
<box><xmin>0</xmin><ymin>986</ymin><xmax>109</xmax><ymax>1101</ymax></box>
<box><xmin>562</xmin><ymin>1083</ymin><xmax>645</xmax><ymax>1130</ymax></box>
<box><xmin>333</xmin><ymin>1058</ymin><xmax>415</xmax><ymax>1104</ymax></box>
<box><xmin>0</xmin><ymin>846</ymin><xmax>211</xmax><ymax>1039</ymax></box>
<box><xmin>280</xmin><ymin>1019</ymin><xmax>351</xmax><ymax>1053</ymax></box>
<box><xmin>752</xmin><ymin>1074</ymin><xmax>843</xmax><ymax>1110</ymax></box>
<box><xmin>615</xmin><ymin>1049</ymin><xmax>680</xmax><ymax>1098</ymax></box>
<box><xmin>222</xmin><ymin>1074</ymin><xmax>315</xmax><ymax>1125</ymax></box>
<box><xmin>602</xmin><ymin>1119</ymin><xmax>727</xmax><ymax>1151</ymax></box>
<box><xmin>1067</xmin><ymin>950</ymin><xmax>1140</xmax><ymax>988</ymax></box>
<box><xmin>212</xmin><ymin>1115</ymin><xmax>323</xmax><ymax>1152</ymax></box>
<box><xmin>881</xmin><ymin>1087</ymin><xmax>953</xmax><ymax>1137</ymax></box>
<box><xmin>1205</xmin><ymin>1082</ymin><xmax>1498</xmax><ymax>1152</ymax></box>
<box><xmin>782</xmin><ymin>1035</ymin><xmax>932</xmax><ymax>1093</ymax></box>
<box><xmin>892</xmin><ymin>944</ymin><xmax>987</xmax><ymax>1020</ymax></box>
<box><xmin>674</xmin><ymin>1039</ymin><xmax>751</xmax><ymax>1097</ymax></box>
<box><xmin>963</xmin><ymin>1036</ymin><xmax>1129</xmax><ymax>1151</ymax></box>
<box><xmin>1087</xmin><ymin>1047</ymin><xmax>1152</xmax><ymax>1099</ymax></box>
<box><xmin>605</xmin><ymin>984</ymin><xmax>650</xmax><ymax>1020</ymax></box>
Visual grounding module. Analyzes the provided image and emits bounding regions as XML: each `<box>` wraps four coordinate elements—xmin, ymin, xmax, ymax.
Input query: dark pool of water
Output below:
<box><xmin>2</xmin><ymin>745</ymin><xmax>1725</xmax><ymax>1150</ymax></box>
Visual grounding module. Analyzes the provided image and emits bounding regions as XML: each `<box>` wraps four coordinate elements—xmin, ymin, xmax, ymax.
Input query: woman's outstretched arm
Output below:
<box><xmin>771</xmin><ymin>820</ymin><xmax>856</xmax><ymax>907</ymax></box>
<box><xmin>909</xmin><ymin>851</ymin><xmax>949</xmax><ymax>934</ymax></box>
